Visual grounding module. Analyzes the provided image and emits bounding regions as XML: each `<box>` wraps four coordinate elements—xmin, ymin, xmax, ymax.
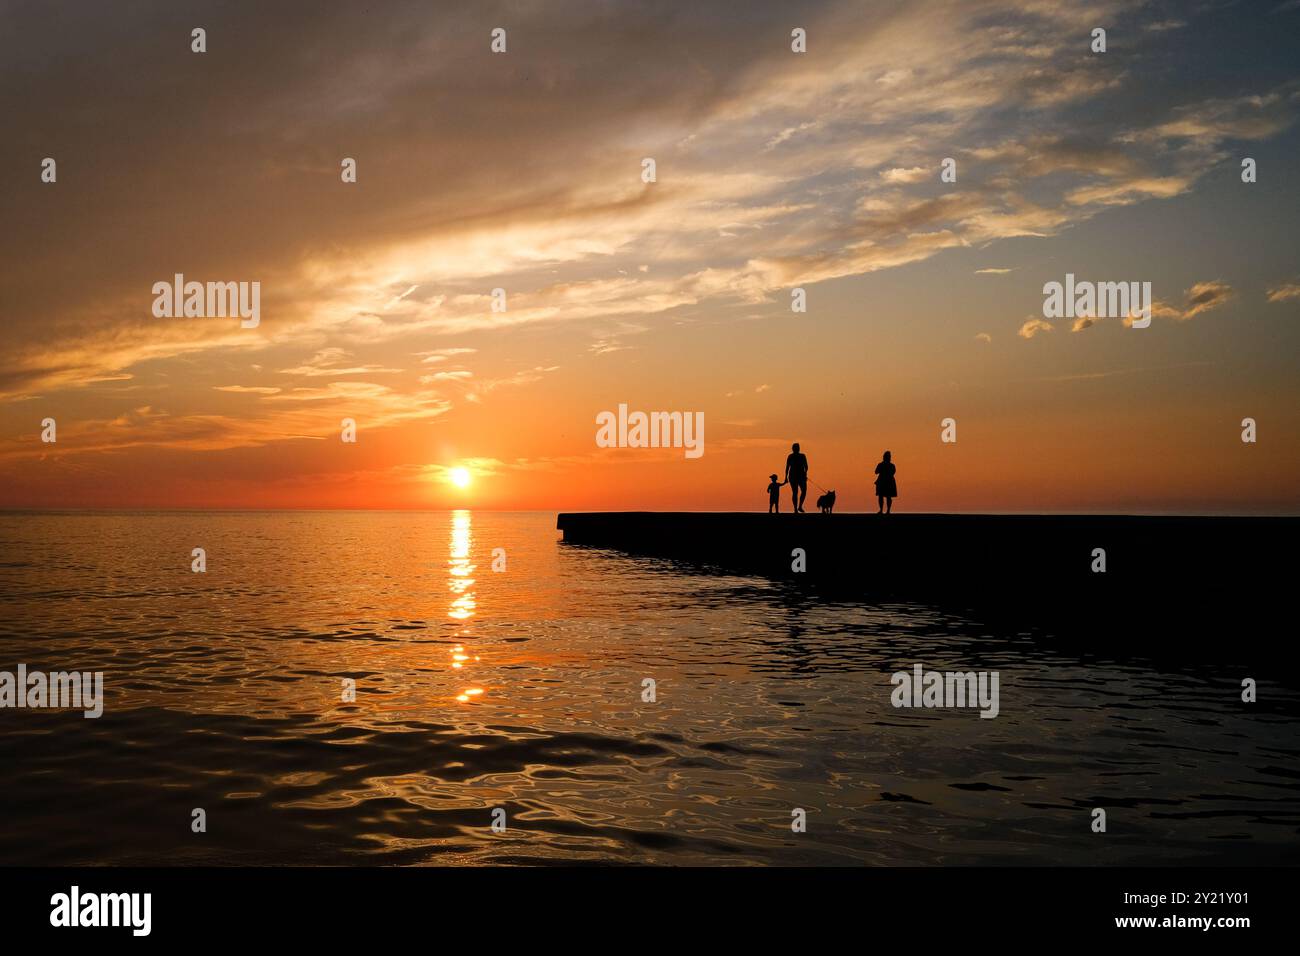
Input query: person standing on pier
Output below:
<box><xmin>766</xmin><ymin>474</ymin><xmax>786</xmax><ymax>513</ymax></box>
<box><xmin>785</xmin><ymin>443</ymin><xmax>809</xmax><ymax>513</ymax></box>
<box><xmin>874</xmin><ymin>451</ymin><xmax>897</xmax><ymax>514</ymax></box>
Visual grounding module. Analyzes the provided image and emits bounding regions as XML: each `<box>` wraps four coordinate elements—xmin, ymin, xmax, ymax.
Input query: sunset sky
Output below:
<box><xmin>2</xmin><ymin>0</ymin><xmax>1298</xmax><ymax>513</ymax></box>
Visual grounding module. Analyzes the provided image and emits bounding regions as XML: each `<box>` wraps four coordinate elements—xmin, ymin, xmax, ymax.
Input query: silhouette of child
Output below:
<box><xmin>766</xmin><ymin>474</ymin><xmax>786</xmax><ymax>513</ymax></box>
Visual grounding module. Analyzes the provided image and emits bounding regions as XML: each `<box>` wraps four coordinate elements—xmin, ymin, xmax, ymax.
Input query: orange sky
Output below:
<box><xmin>2</xmin><ymin>1</ymin><xmax>1298</xmax><ymax>513</ymax></box>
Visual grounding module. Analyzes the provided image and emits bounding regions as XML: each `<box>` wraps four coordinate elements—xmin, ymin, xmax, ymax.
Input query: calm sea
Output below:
<box><xmin>0</xmin><ymin>511</ymin><xmax>1296</xmax><ymax>865</ymax></box>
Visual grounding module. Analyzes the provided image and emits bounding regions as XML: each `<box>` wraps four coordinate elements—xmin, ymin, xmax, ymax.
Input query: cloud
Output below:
<box><xmin>1118</xmin><ymin>281</ymin><xmax>1234</xmax><ymax>326</ymax></box>
<box><xmin>1018</xmin><ymin>317</ymin><xmax>1054</xmax><ymax>339</ymax></box>
<box><xmin>1181</xmin><ymin>280</ymin><xmax>1234</xmax><ymax>319</ymax></box>
<box><xmin>764</xmin><ymin>122</ymin><xmax>817</xmax><ymax>151</ymax></box>
<box><xmin>420</xmin><ymin>370</ymin><xmax>474</xmax><ymax>384</ymax></box>
<box><xmin>214</xmin><ymin>385</ymin><xmax>282</xmax><ymax>395</ymax></box>
<box><xmin>1122</xmin><ymin>301</ymin><xmax>1182</xmax><ymax>327</ymax></box>
<box><xmin>479</xmin><ymin>366</ymin><xmax>562</xmax><ymax>392</ymax></box>
<box><xmin>280</xmin><ymin>348</ymin><xmax>403</xmax><ymax>377</ymax></box>
<box><xmin>876</xmin><ymin>69</ymin><xmax>912</xmax><ymax>88</ymax></box>
<box><xmin>416</xmin><ymin>347</ymin><xmax>477</xmax><ymax>364</ymax></box>
<box><xmin>1065</xmin><ymin>175</ymin><xmax>1194</xmax><ymax>207</ymax></box>
<box><xmin>8</xmin><ymin>0</ymin><xmax>1295</xmax><ymax>408</ymax></box>
<box><xmin>0</xmin><ymin>381</ymin><xmax>451</xmax><ymax>465</ymax></box>
<box><xmin>975</xmin><ymin>332</ymin><xmax>992</xmax><ymax>343</ymax></box>
<box><xmin>1031</xmin><ymin>361</ymin><xmax>1214</xmax><ymax>383</ymax></box>
<box><xmin>1266</xmin><ymin>281</ymin><xmax>1300</xmax><ymax>303</ymax></box>
<box><xmin>879</xmin><ymin>166</ymin><xmax>929</xmax><ymax>184</ymax></box>
<box><xmin>975</xmin><ymin>268</ymin><xmax>1013</xmax><ymax>275</ymax></box>
<box><xmin>385</xmin><ymin>285</ymin><xmax>420</xmax><ymax>308</ymax></box>
<box><xmin>1139</xmin><ymin>87</ymin><xmax>1300</xmax><ymax>144</ymax></box>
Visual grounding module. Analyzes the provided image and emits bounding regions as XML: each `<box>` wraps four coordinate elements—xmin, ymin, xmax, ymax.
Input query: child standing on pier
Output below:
<box><xmin>767</xmin><ymin>474</ymin><xmax>787</xmax><ymax>513</ymax></box>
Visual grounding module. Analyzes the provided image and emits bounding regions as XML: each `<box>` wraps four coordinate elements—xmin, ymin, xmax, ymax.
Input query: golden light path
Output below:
<box><xmin>447</xmin><ymin>509</ymin><xmax>484</xmax><ymax>704</ymax></box>
<box><xmin>447</xmin><ymin>510</ymin><xmax>476</xmax><ymax>621</ymax></box>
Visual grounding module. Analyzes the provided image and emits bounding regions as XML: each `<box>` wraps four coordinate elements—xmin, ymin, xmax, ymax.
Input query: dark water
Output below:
<box><xmin>0</xmin><ymin>511</ymin><xmax>1296</xmax><ymax>865</ymax></box>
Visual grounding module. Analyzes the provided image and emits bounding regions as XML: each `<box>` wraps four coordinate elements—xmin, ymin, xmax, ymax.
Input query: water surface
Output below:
<box><xmin>0</xmin><ymin>511</ymin><xmax>1296</xmax><ymax>865</ymax></box>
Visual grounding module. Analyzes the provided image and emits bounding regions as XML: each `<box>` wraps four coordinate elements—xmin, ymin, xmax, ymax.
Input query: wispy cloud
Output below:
<box><xmin>1018</xmin><ymin>317</ymin><xmax>1054</xmax><ymax>339</ymax></box>
<box><xmin>279</xmin><ymin>348</ymin><xmax>403</xmax><ymax>377</ymax></box>
<box><xmin>1266</xmin><ymin>281</ymin><xmax>1300</xmax><ymax>303</ymax></box>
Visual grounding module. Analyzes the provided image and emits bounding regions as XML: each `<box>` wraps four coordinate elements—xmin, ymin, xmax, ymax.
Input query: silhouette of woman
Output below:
<box><xmin>874</xmin><ymin>451</ymin><xmax>897</xmax><ymax>514</ymax></box>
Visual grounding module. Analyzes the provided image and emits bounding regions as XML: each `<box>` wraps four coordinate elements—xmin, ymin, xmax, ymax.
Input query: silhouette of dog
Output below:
<box><xmin>816</xmin><ymin>490</ymin><xmax>836</xmax><ymax>513</ymax></box>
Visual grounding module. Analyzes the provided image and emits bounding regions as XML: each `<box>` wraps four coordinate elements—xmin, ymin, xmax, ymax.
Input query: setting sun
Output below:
<box><xmin>448</xmin><ymin>467</ymin><xmax>471</xmax><ymax>489</ymax></box>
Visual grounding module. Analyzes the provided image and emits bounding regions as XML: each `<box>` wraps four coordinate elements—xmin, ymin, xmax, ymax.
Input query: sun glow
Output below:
<box><xmin>448</xmin><ymin>467</ymin><xmax>472</xmax><ymax>488</ymax></box>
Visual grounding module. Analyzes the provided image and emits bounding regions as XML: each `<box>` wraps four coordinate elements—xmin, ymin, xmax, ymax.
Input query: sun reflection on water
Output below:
<box><xmin>448</xmin><ymin>511</ymin><xmax>485</xmax><ymax>703</ymax></box>
<box><xmin>448</xmin><ymin>510</ymin><xmax>477</xmax><ymax>622</ymax></box>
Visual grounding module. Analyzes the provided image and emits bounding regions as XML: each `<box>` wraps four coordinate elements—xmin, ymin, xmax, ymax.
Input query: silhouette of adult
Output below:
<box><xmin>874</xmin><ymin>451</ymin><xmax>897</xmax><ymax>514</ymax></box>
<box><xmin>785</xmin><ymin>442</ymin><xmax>809</xmax><ymax>513</ymax></box>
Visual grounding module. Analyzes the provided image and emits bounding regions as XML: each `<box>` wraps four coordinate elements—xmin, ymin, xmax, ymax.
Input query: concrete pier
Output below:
<box><xmin>557</xmin><ymin>512</ymin><xmax>1294</xmax><ymax>638</ymax></box>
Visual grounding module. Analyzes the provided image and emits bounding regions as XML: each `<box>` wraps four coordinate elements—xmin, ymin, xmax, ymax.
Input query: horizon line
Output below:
<box><xmin>2</xmin><ymin>506</ymin><xmax>1298</xmax><ymax>518</ymax></box>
